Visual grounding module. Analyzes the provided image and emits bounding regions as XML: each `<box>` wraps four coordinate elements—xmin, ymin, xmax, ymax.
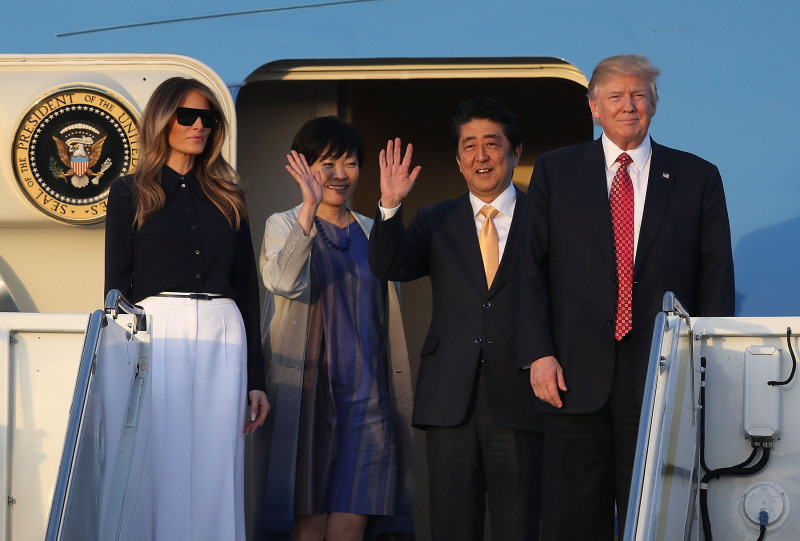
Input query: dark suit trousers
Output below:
<box><xmin>425</xmin><ymin>365</ymin><xmax>543</xmax><ymax>541</ymax></box>
<box><xmin>540</xmin><ymin>335</ymin><xmax>640</xmax><ymax>541</ymax></box>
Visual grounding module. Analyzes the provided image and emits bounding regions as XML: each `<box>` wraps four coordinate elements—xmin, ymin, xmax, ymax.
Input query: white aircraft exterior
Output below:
<box><xmin>1</xmin><ymin>2</ymin><xmax>800</xmax><ymax>540</ymax></box>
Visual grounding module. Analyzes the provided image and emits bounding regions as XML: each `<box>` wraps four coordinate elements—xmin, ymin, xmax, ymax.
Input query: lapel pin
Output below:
<box><xmin>662</xmin><ymin>172</ymin><xmax>670</xmax><ymax>180</ymax></box>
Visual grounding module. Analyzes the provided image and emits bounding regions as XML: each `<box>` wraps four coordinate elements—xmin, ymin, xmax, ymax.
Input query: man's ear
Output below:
<box><xmin>589</xmin><ymin>98</ymin><xmax>600</xmax><ymax>121</ymax></box>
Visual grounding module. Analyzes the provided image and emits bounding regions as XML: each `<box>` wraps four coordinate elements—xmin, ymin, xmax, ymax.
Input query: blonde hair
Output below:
<box><xmin>131</xmin><ymin>77</ymin><xmax>246</xmax><ymax>229</ymax></box>
<box><xmin>587</xmin><ymin>54</ymin><xmax>660</xmax><ymax>104</ymax></box>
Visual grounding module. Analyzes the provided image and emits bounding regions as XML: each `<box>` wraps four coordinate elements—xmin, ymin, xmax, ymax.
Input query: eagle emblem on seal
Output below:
<box><xmin>51</xmin><ymin>123</ymin><xmax>112</xmax><ymax>188</ymax></box>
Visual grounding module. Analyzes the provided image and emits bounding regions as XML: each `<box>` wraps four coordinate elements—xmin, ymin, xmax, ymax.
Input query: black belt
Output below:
<box><xmin>156</xmin><ymin>292</ymin><xmax>223</xmax><ymax>300</ymax></box>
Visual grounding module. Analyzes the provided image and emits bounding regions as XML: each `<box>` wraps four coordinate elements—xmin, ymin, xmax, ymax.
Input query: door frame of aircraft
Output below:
<box><xmin>238</xmin><ymin>56</ymin><xmax>592</xmax><ymax>247</ymax></box>
<box><xmin>236</xmin><ymin>57</ymin><xmax>591</xmax><ymax>541</ymax></box>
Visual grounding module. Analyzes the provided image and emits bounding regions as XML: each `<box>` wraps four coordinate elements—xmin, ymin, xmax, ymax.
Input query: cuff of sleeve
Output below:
<box><xmin>378</xmin><ymin>202</ymin><xmax>401</xmax><ymax>221</ymax></box>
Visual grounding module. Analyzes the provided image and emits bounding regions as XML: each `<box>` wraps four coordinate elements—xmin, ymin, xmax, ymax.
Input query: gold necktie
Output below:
<box><xmin>479</xmin><ymin>205</ymin><xmax>500</xmax><ymax>287</ymax></box>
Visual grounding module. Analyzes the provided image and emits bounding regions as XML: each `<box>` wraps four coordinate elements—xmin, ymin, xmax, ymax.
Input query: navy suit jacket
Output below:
<box><xmin>516</xmin><ymin>138</ymin><xmax>735</xmax><ymax>414</ymax></box>
<box><xmin>370</xmin><ymin>188</ymin><xmax>540</xmax><ymax>430</ymax></box>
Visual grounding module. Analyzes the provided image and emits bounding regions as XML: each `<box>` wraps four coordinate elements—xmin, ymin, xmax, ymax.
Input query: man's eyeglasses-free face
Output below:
<box><xmin>175</xmin><ymin>107</ymin><xmax>219</xmax><ymax>128</ymax></box>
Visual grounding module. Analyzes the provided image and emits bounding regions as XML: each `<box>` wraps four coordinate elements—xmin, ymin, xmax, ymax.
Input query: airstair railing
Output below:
<box><xmin>662</xmin><ymin>291</ymin><xmax>691</xmax><ymax>324</ymax></box>
<box><xmin>104</xmin><ymin>289</ymin><xmax>146</xmax><ymax>333</ymax></box>
<box><xmin>624</xmin><ymin>291</ymin><xmax>692</xmax><ymax>540</ymax></box>
<box><xmin>44</xmin><ymin>290</ymin><xmax>144</xmax><ymax>540</ymax></box>
<box><xmin>44</xmin><ymin>309</ymin><xmax>105</xmax><ymax>541</ymax></box>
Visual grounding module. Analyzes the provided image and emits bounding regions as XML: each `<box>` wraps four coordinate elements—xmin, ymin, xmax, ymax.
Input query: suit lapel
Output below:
<box><xmin>634</xmin><ymin>139</ymin><xmax>675</xmax><ymax>274</ymax></box>
<box><xmin>489</xmin><ymin>188</ymin><xmax>525</xmax><ymax>295</ymax></box>
<box><xmin>447</xmin><ymin>194</ymin><xmax>488</xmax><ymax>292</ymax></box>
<box><xmin>579</xmin><ymin>139</ymin><xmax>617</xmax><ymax>268</ymax></box>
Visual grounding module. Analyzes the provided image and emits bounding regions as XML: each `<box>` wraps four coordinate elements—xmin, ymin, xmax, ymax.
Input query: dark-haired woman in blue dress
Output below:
<box><xmin>258</xmin><ymin>116</ymin><xmax>415</xmax><ymax>541</ymax></box>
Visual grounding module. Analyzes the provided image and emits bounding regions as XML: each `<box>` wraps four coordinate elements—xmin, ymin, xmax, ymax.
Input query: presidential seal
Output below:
<box><xmin>13</xmin><ymin>87</ymin><xmax>140</xmax><ymax>224</ymax></box>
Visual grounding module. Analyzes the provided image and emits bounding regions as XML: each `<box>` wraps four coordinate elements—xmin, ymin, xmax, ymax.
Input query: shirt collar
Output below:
<box><xmin>601</xmin><ymin>132</ymin><xmax>652</xmax><ymax>174</ymax></box>
<box><xmin>469</xmin><ymin>181</ymin><xmax>517</xmax><ymax>218</ymax></box>
<box><xmin>161</xmin><ymin>165</ymin><xmax>196</xmax><ymax>198</ymax></box>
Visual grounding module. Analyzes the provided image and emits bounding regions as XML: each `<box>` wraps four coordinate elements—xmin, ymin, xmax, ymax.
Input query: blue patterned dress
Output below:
<box><xmin>294</xmin><ymin>217</ymin><xmax>397</xmax><ymax>516</ymax></box>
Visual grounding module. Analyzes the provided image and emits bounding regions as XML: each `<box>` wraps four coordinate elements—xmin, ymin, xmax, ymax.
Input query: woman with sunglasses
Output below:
<box><xmin>104</xmin><ymin>77</ymin><xmax>269</xmax><ymax>541</ymax></box>
<box><xmin>258</xmin><ymin>116</ymin><xmax>415</xmax><ymax>540</ymax></box>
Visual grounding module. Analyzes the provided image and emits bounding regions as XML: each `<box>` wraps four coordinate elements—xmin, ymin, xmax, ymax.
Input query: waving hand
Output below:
<box><xmin>285</xmin><ymin>150</ymin><xmax>323</xmax><ymax>234</ymax></box>
<box><xmin>379</xmin><ymin>138</ymin><xmax>421</xmax><ymax>209</ymax></box>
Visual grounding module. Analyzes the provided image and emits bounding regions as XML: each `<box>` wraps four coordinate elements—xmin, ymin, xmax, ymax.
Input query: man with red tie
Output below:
<box><xmin>516</xmin><ymin>55</ymin><xmax>735</xmax><ymax>540</ymax></box>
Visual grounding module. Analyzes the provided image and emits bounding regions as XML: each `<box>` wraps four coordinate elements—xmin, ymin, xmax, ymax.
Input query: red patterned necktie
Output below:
<box><xmin>610</xmin><ymin>153</ymin><xmax>634</xmax><ymax>340</ymax></box>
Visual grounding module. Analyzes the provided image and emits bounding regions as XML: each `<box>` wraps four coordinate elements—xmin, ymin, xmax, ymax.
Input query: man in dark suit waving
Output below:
<box><xmin>370</xmin><ymin>99</ymin><xmax>542</xmax><ymax>541</ymax></box>
<box><xmin>517</xmin><ymin>54</ymin><xmax>735</xmax><ymax>539</ymax></box>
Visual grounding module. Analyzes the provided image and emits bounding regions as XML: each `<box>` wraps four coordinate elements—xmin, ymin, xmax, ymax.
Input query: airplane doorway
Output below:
<box><xmin>237</xmin><ymin>58</ymin><xmax>592</xmax><ymax>541</ymax></box>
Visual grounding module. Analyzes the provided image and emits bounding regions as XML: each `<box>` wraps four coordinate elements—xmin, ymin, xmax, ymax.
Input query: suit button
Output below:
<box><xmin>606</xmin><ymin>318</ymin><xmax>613</xmax><ymax>326</ymax></box>
<box><xmin>483</xmin><ymin>301</ymin><xmax>491</xmax><ymax>309</ymax></box>
<box><xmin>474</xmin><ymin>337</ymin><xmax>482</xmax><ymax>344</ymax></box>
<box><xmin>610</xmin><ymin>276</ymin><xmax>617</xmax><ymax>284</ymax></box>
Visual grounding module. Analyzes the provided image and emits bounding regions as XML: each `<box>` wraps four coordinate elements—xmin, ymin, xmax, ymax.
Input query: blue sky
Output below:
<box><xmin>3</xmin><ymin>0</ymin><xmax>800</xmax><ymax>314</ymax></box>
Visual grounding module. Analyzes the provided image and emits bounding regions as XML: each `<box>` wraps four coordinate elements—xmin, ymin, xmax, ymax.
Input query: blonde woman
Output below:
<box><xmin>104</xmin><ymin>77</ymin><xmax>269</xmax><ymax>541</ymax></box>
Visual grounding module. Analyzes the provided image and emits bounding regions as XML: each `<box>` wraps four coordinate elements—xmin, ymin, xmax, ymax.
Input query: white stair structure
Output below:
<box><xmin>1</xmin><ymin>292</ymin><xmax>151</xmax><ymax>541</ymax></box>
<box><xmin>628</xmin><ymin>293</ymin><xmax>800</xmax><ymax>540</ymax></box>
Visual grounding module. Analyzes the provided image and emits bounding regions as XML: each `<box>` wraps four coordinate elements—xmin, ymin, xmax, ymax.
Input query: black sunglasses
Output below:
<box><xmin>175</xmin><ymin>107</ymin><xmax>219</xmax><ymax>128</ymax></box>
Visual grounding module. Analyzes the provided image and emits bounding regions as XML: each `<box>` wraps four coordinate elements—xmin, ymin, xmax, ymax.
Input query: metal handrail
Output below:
<box><xmin>662</xmin><ymin>291</ymin><xmax>691</xmax><ymax>323</ymax></box>
<box><xmin>624</xmin><ymin>311</ymin><xmax>668</xmax><ymax>540</ymax></box>
<box><xmin>625</xmin><ymin>292</ymin><xmax>693</xmax><ymax>540</ymax></box>
<box><xmin>44</xmin><ymin>309</ymin><xmax>105</xmax><ymax>541</ymax></box>
<box><xmin>104</xmin><ymin>289</ymin><xmax>146</xmax><ymax>332</ymax></box>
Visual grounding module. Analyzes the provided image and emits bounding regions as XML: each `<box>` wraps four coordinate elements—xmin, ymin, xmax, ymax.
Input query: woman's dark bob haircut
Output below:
<box><xmin>291</xmin><ymin>115</ymin><xmax>365</xmax><ymax>166</ymax></box>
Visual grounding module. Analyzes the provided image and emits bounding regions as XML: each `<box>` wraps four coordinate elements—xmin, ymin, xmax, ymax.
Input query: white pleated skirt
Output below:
<box><xmin>139</xmin><ymin>295</ymin><xmax>247</xmax><ymax>541</ymax></box>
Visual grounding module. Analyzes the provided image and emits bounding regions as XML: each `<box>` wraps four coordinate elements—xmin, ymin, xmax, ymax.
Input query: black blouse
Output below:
<box><xmin>104</xmin><ymin>165</ymin><xmax>266</xmax><ymax>393</ymax></box>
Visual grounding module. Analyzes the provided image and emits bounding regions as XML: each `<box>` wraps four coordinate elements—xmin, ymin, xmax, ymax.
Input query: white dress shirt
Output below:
<box><xmin>601</xmin><ymin>133</ymin><xmax>652</xmax><ymax>260</ymax></box>
<box><xmin>379</xmin><ymin>182</ymin><xmax>517</xmax><ymax>261</ymax></box>
<box><xmin>468</xmin><ymin>183</ymin><xmax>516</xmax><ymax>261</ymax></box>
